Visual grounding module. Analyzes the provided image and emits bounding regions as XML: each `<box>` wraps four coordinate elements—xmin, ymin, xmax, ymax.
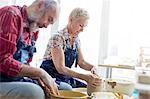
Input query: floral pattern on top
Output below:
<box><xmin>43</xmin><ymin>27</ymin><xmax>81</xmax><ymax>60</ymax></box>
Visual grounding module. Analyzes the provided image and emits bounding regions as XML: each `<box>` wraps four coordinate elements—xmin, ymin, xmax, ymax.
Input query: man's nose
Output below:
<box><xmin>44</xmin><ymin>24</ymin><xmax>48</xmax><ymax>28</ymax></box>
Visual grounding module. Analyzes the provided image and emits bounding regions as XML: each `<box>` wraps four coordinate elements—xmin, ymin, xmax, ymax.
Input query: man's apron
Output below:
<box><xmin>0</xmin><ymin>29</ymin><xmax>37</xmax><ymax>84</ymax></box>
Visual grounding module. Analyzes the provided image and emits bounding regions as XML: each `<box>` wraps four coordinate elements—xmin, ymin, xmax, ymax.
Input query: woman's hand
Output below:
<box><xmin>91</xmin><ymin>67</ymin><xmax>99</xmax><ymax>76</ymax></box>
<box><xmin>85</xmin><ymin>73</ymin><xmax>102</xmax><ymax>88</ymax></box>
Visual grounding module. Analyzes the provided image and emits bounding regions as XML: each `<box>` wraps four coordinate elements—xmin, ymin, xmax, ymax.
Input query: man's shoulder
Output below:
<box><xmin>0</xmin><ymin>5</ymin><xmax>22</xmax><ymax>17</ymax></box>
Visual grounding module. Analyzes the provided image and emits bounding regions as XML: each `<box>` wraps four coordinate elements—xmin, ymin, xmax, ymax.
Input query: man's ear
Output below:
<box><xmin>69</xmin><ymin>18</ymin><xmax>73</xmax><ymax>22</ymax></box>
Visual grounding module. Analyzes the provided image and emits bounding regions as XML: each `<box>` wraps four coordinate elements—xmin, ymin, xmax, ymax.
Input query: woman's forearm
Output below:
<box><xmin>78</xmin><ymin>61</ymin><xmax>94</xmax><ymax>71</ymax></box>
<box><xmin>58</xmin><ymin>66</ymin><xmax>88</xmax><ymax>81</ymax></box>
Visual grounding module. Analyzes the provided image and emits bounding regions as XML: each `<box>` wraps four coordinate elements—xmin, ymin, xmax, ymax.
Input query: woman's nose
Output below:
<box><xmin>80</xmin><ymin>28</ymin><xmax>84</xmax><ymax>32</ymax></box>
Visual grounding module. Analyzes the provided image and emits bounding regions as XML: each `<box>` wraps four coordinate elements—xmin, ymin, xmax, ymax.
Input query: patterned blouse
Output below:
<box><xmin>43</xmin><ymin>27</ymin><xmax>81</xmax><ymax>60</ymax></box>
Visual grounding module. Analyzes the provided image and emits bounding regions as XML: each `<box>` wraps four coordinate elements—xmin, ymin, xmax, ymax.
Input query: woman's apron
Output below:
<box><xmin>40</xmin><ymin>44</ymin><xmax>87</xmax><ymax>88</ymax></box>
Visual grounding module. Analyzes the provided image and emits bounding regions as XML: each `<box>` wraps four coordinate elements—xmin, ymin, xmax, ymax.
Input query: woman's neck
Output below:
<box><xmin>67</xmin><ymin>25</ymin><xmax>75</xmax><ymax>38</ymax></box>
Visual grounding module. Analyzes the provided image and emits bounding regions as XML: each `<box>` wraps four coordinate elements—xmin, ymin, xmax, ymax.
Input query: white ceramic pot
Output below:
<box><xmin>104</xmin><ymin>79</ymin><xmax>135</xmax><ymax>96</ymax></box>
<box><xmin>87</xmin><ymin>83</ymin><xmax>103</xmax><ymax>96</ymax></box>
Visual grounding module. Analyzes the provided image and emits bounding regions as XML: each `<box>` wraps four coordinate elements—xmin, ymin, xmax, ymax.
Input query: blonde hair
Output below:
<box><xmin>69</xmin><ymin>8</ymin><xmax>89</xmax><ymax>21</ymax></box>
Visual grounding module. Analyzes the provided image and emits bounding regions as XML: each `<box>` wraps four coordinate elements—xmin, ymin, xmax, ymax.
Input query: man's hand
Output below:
<box><xmin>39</xmin><ymin>69</ymin><xmax>59</xmax><ymax>96</ymax></box>
<box><xmin>38</xmin><ymin>78</ymin><xmax>59</xmax><ymax>98</ymax></box>
<box><xmin>18</xmin><ymin>65</ymin><xmax>59</xmax><ymax>96</ymax></box>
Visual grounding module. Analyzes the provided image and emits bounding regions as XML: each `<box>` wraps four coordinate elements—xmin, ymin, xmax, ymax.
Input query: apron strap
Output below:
<box><xmin>75</xmin><ymin>43</ymin><xmax>78</xmax><ymax>67</ymax></box>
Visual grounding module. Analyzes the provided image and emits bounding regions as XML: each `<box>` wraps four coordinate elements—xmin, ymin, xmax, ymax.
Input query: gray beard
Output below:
<box><xmin>29</xmin><ymin>22</ymin><xmax>39</xmax><ymax>32</ymax></box>
<box><xmin>28</xmin><ymin>11</ymin><xmax>45</xmax><ymax>32</ymax></box>
<box><xmin>28</xmin><ymin>16</ymin><xmax>39</xmax><ymax>32</ymax></box>
<box><xmin>27</xmin><ymin>10</ymin><xmax>46</xmax><ymax>32</ymax></box>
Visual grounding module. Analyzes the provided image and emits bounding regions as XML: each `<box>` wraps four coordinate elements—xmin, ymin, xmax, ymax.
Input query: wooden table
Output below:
<box><xmin>98</xmin><ymin>64</ymin><xmax>135</xmax><ymax>78</ymax></box>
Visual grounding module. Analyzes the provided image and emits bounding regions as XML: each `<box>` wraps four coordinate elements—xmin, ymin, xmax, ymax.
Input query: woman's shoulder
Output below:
<box><xmin>50</xmin><ymin>32</ymin><xmax>64</xmax><ymax>41</ymax></box>
<box><xmin>50</xmin><ymin>27</ymin><xmax>67</xmax><ymax>41</ymax></box>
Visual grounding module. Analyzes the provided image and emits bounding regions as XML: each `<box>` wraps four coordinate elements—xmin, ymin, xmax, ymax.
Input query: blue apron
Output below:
<box><xmin>40</xmin><ymin>43</ymin><xmax>87</xmax><ymax>88</ymax></box>
<box><xmin>0</xmin><ymin>29</ymin><xmax>38</xmax><ymax>84</ymax></box>
<box><xmin>13</xmin><ymin>30</ymin><xmax>36</xmax><ymax>64</ymax></box>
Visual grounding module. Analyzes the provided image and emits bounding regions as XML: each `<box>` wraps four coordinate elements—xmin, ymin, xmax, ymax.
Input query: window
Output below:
<box><xmin>106</xmin><ymin>0</ymin><xmax>150</xmax><ymax>67</ymax></box>
<box><xmin>99</xmin><ymin>0</ymin><xmax>150</xmax><ymax>80</ymax></box>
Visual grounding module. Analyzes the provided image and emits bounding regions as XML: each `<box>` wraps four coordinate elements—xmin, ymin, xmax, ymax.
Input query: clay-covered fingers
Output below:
<box><xmin>48</xmin><ymin>81</ymin><xmax>59</xmax><ymax>95</ymax></box>
<box><xmin>43</xmin><ymin>76</ymin><xmax>59</xmax><ymax>96</ymax></box>
<box><xmin>38</xmin><ymin>78</ymin><xmax>59</xmax><ymax>96</ymax></box>
<box><xmin>38</xmin><ymin>79</ymin><xmax>45</xmax><ymax>87</ymax></box>
<box><xmin>90</xmin><ymin>74</ymin><xmax>102</xmax><ymax>87</ymax></box>
<box><xmin>94</xmin><ymin>75</ymin><xmax>102</xmax><ymax>84</ymax></box>
<box><xmin>40</xmin><ymin>70</ymin><xmax>60</xmax><ymax>96</ymax></box>
<box><xmin>91</xmin><ymin>67</ymin><xmax>99</xmax><ymax>77</ymax></box>
<box><xmin>92</xmin><ymin>74</ymin><xmax>101</xmax><ymax>82</ymax></box>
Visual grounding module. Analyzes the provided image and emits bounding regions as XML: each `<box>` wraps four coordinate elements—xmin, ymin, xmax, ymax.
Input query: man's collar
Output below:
<box><xmin>21</xmin><ymin>5</ymin><xmax>29</xmax><ymax>28</ymax></box>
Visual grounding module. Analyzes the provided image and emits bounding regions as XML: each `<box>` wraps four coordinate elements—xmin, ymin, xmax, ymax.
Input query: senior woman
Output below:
<box><xmin>40</xmin><ymin>8</ymin><xmax>101</xmax><ymax>90</ymax></box>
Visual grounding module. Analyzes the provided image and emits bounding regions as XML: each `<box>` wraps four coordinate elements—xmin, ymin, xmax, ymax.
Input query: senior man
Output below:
<box><xmin>0</xmin><ymin>0</ymin><xmax>60</xmax><ymax>99</ymax></box>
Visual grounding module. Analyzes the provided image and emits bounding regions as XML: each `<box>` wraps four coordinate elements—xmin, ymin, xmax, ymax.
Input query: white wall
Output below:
<box><xmin>0</xmin><ymin>0</ymin><xmax>15</xmax><ymax>7</ymax></box>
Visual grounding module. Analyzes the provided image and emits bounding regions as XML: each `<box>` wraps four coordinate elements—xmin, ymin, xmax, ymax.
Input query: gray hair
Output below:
<box><xmin>32</xmin><ymin>0</ymin><xmax>59</xmax><ymax>12</ymax></box>
<box><xmin>69</xmin><ymin>8</ymin><xmax>89</xmax><ymax>21</ymax></box>
<box><xmin>44</xmin><ymin>0</ymin><xmax>59</xmax><ymax>11</ymax></box>
<box><xmin>28</xmin><ymin>0</ymin><xmax>59</xmax><ymax>31</ymax></box>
